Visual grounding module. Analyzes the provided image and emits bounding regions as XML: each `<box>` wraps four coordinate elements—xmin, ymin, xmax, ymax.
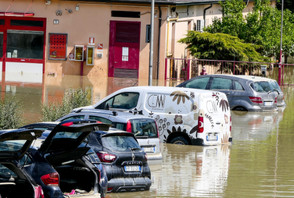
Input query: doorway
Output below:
<box><xmin>109</xmin><ymin>21</ymin><xmax>141</xmax><ymax>78</ymax></box>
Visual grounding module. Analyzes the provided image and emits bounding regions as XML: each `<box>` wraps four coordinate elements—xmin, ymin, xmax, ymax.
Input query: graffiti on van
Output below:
<box><xmin>205</xmin><ymin>113</ymin><xmax>214</xmax><ymax>128</ymax></box>
<box><xmin>219</xmin><ymin>99</ymin><xmax>229</xmax><ymax>112</ymax></box>
<box><xmin>147</xmin><ymin>94</ymin><xmax>166</xmax><ymax>110</ymax></box>
<box><xmin>154</xmin><ymin>115</ymin><xmax>170</xmax><ymax>136</ymax></box>
<box><xmin>170</xmin><ymin>91</ymin><xmax>190</xmax><ymax>104</ymax></box>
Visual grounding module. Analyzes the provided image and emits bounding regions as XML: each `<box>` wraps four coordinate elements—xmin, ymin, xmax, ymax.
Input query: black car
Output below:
<box><xmin>86</xmin><ymin>130</ymin><xmax>152</xmax><ymax>193</ymax></box>
<box><xmin>3</xmin><ymin>120</ymin><xmax>108</xmax><ymax>198</ymax></box>
<box><xmin>0</xmin><ymin>129</ymin><xmax>44</xmax><ymax>198</ymax></box>
<box><xmin>20</xmin><ymin>120</ymin><xmax>152</xmax><ymax>194</ymax></box>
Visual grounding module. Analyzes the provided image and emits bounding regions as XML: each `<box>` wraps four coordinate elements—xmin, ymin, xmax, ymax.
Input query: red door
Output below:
<box><xmin>109</xmin><ymin>21</ymin><xmax>141</xmax><ymax>78</ymax></box>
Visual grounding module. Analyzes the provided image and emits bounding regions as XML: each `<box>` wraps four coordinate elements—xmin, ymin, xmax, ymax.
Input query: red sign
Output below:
<box><xmin>97</xmin><ymin>43</ymin><xmax>103</xmax><ymax>50</ymax></box>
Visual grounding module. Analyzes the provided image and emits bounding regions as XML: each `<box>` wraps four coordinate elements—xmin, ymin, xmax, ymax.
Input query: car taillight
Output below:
<box><xmin>97</xmin><ymin>152</ymin><xmax>117</xmax><ymax>163</ymax></box>
<box><xmin>198</xmin><ymin>116</ymin><xmax>204</xmax><ymax>133</ymax></box>
<box><xmin>274</xmin><ymin>97</ymin><xmax>277</xmax><ymax>104</ymax></box>
<box><xmin>249</xmin><ymin>96</ymin><xmax>263</xmax><ymax>104</ymax></box>
<box><xmin>61</xmin><ymin>121</ymin><xmax>73</xmax><ymax>127</ymax></box>
<box><xmin>41</xmin><ymin>172</ymin><xmax>59</xmax><ymax>186</ymax></box>
<box><xmin>126</xmin><ymin>120</ymin><xmax>132</xmax><ymax>133</ymax></box>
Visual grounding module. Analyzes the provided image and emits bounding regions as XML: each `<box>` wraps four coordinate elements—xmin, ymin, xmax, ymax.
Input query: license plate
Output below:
<box><xmin>206</xmin><ymin>133</ymin><xmax>218</xmax><ymax>141</ymax></box>
<box><xmin>264</xmin><ymin>101</ymin><xmax>272</xmax><ymax>106</ymax></box>
<box><xmin>124</xmin><ymin>165</ymin><xmax>141</xmax><ymax>172</ymax></box>
<box><xmin>143</xmin><ymin>146</ymin><xmax>155</xmax><ymax>153</ymax></box>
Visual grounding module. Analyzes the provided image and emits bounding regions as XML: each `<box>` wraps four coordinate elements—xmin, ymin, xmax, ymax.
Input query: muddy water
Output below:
<box><xmin>2</xmin><ymin>74</ymin><xmax>294</xmax><ymax>198</ymax></box>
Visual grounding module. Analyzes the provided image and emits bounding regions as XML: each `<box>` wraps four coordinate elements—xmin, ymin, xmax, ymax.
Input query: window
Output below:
<box><xmin>185</xmin><ymin>77</ymin><xmax>210</xmax><ymax>89</ymax></box>
<box><xmin>146</xmin><ymin>25</ymin><xmax>151</xmax><ymax>43</ymax></box>
<box><xmin>211</xmin><ymin>78</ymin><xmax>233</xmax><ymax>90</ymax></box>
<box><xmin>234</xmin><ymin>81</ymin><xmax>244</xmax><ymax>90</ymax></box>
<box><xmin>61</xmin><ymin>115</ymin><xmax>85</xmax><ymax>121</ymax></box>
<box><xmin>102</xmin><ymin>135</ymin><xmax>141</xmax><ymax>152</ymax></box>
<box><xmin>88</xmin><ymin>116</ymin><xmax>112</xmax><ymax>125</ymax></box>
<box><xmin>195</xmin><ymin>20</ymin><xmax>204</xmax><ymax>32</ymax></box>
<box><xmin>131</xmin><ymin>119</ymin><xmax>158</xmax><ymax>138</ymax></box>
<box><xmin>7</xmin><ymin>30</ymin><xmax>44</xmax><ymax>59</ymax></box>
<box><xmin>97</xmin><ymin>92</ymin><xmax>139</xmax><ymax>110</ymax></box>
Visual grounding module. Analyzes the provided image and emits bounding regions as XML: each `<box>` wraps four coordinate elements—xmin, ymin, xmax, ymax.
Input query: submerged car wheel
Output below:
<box><xmin>170</xmin><ymin>136</ymin><xmax>189</xmax><ymax>145</ymax></box>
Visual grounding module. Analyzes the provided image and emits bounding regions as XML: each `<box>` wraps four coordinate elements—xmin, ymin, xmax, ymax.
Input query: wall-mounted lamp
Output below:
<box><xmin>45</xmin><ymin>0</ymin><xmax>51</xmax><ymax>5</ymax></box>
<box><xmin>75</xmin><ymin>5</ymin><xmax>80</xmax><ymax>11</ymax></box>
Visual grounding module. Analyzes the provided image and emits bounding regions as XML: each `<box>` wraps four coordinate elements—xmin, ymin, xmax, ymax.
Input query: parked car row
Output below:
<box><xmin>177</xmin><ymin>74</ymin><xmax>285</xmax><ymax>111</ymax></box>
<box><xmin>0</xmin><ymin>74</ymin><xmax>284</xmax><ymax>198</ymax></box>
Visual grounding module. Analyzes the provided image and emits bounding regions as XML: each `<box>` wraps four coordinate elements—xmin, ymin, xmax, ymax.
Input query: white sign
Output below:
<box><xmin>122</xmin><ymin>47</ymin><xmax>129</xmax><ymax>61</ymax></box>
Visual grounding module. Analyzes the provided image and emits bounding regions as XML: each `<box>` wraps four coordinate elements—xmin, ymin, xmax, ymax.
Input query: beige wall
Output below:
<box><xmin>1</xmin><ymin>0</ymin><xmax>168</xmax><ymax>83</ymax></box>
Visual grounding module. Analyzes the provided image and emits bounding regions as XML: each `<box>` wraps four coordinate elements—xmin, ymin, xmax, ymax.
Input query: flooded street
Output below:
<box><xmin>2</xmin><ymin>73</ymin><xmax>294</xmax><ymax>197</ymax></box>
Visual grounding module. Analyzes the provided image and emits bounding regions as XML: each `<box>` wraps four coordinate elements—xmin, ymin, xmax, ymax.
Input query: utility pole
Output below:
<box><xmin>278</xmin><ymin>0</ymin><xmax>284</xmax><ymax>85</ymax></box>
<box><xmin>148</xmin><ymin>0</ymin><xmax>155</xmax><ymax>86</ymax></box>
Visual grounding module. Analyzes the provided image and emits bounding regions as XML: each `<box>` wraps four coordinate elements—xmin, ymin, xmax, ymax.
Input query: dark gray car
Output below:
<box><xmin>177</xmin><ymin>74</ymin><xmax>284</xmax><ymax>111</ymax></box>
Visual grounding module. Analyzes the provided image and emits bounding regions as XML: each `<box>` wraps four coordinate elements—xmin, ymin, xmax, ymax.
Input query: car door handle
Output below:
<box><xmin>216</xmin><ymin>122</ymin><xmax>221</xmax><ymax>125</ymax></box>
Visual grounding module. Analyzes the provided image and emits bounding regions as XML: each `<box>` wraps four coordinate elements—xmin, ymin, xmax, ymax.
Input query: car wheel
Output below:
<box><xmin>170</xmin><ymin>136</ymin><xmax>189</xmax><ymax>145</ymax></box>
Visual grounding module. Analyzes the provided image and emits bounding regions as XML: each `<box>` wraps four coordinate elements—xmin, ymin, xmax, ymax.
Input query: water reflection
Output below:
<box><xmin>107</xmin><ymin>144</ymin><xmax>230</xmax><ymax>198</ymax></box>
<box><xmin>231</xmin><ymin>107</ymin><xmax>285</xmax><ymax>142</ymax></box>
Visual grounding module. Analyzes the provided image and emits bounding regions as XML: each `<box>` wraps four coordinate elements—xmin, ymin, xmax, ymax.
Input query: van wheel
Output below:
<box><xmin>170</xmin><ymin>136</ymin><xmax>189</xmax><ymax>145</ymax></box>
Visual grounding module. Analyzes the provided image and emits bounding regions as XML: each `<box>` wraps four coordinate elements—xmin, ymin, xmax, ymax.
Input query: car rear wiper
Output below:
<box><xmin>130</xmin><ymin>148</ymin><xmax>141</xmax><ymax>151</ymax></box>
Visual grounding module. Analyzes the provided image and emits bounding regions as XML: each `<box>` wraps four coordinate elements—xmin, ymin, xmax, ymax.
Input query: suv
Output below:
<box><xmin>56</xmin><ymin>109</ymin><xmax>162</xmax><ymax>160</ymax></box>
<box><xmin>177</xmin><ymin>74</ymin><xmax>283</xmax><ymax>111</ymax></box>
<box><xmin>17</xmin><ymin>120</ymin><xmax>108</xmax><ymax>198</ymax></box>
<box><xmin>86</xmin><ymin>130</ymin><xmax>152</xmax><ymax>193</ymax></box>
<box><xmin>20</xmin><ymin>120</ymin><xmax>152</xmax><ymax>194</ymax></box>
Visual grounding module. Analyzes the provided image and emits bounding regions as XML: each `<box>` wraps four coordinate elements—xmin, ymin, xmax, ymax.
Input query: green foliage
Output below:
<box><xmin>179</xmin><ymin>31</ymin><xmax>267</xmax><ymax>62</ymax></box>
<box><xmin>0</xmin><ymin>96</ymin><xmax>23</xmax><ymax>129</ymax></box>
<box><xmin>205</xmin><ymin>0</ymin><xmax>294</xmax><ymax>60</ymax></box>
<box><xmin>42</xmin><ymin>88</ymin><xmax>91</xmax><ymax>121</ymax></box>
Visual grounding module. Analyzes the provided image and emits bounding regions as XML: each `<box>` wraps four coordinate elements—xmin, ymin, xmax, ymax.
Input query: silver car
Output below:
<box><xmin>177</xmin><ymin>74</ymin><xmax>285</xmax><ymax>111</ymax></box>
<box><xmin>56</xmin><ymin>109</ymin><xmax>162</xmax><ymax>161</ymax></box>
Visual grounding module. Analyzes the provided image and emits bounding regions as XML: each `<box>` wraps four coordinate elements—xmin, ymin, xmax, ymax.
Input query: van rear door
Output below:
<box><xmin>198</xmin><ymin>92</ymin><xmax>231</xmax><ymax>145</ymax></box>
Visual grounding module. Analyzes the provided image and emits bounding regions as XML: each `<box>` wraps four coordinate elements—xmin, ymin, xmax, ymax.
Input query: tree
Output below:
<box><xmin>205</xmin><ymin>0</ymin><xmax>294</xmax><ymax>62</ymax></box>
<box><xmin>178</xmin><ymin>31</ymin><xmax>267</xmax><ymax>62</ymax></box>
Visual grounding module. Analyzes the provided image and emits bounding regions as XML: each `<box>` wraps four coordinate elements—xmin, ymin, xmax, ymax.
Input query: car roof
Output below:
<box><xmin>113</xmin><ymin>85</ymin><xmax>217</xmax><ymax>94</ymax></box>
<box><xmin>195</xmin><ymin>74</ymin><xmax>275</xmax><ymax>82</ymax></box>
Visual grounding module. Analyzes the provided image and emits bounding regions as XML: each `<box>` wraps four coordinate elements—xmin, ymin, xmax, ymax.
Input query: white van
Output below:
<box><xmin>74</xmin><ymin>86</ymin><xmax>232</xmax><ymax>146</ymax></box>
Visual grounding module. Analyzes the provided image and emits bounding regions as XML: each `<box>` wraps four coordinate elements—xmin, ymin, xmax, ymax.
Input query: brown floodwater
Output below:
<box><xmin>2</xmin><ymin>73</ymin><xmax>294</xmax><ymax>198</ymax></box>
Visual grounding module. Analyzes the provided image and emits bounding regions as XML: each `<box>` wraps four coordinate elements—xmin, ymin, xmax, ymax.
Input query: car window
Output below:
<box><xmin>0</xmin><ymin>164</ymin><xmax>17</xmax><ymax>181</ymax></box>
<box><xmin>269</xmin><ymin>80</ymin><xmax>282</xmax><ymax>91</ymax></box>
<box><xmin>102</xmin><ymin>135</ymin><xmax>141</xmax><ymax>152</ymax></box>
<box><xmin>61</xmin><ymin>115</ymin><xmax>85</xmax><ymax>121</ymax></box>
<box><xmin>19</xmin><ymin>154</ymin><xmax>33</xmax><ymax>166</ymax></box>
<box><xmin>53</xmin><ymin>131</ymin><xmax>83</xmax><ymax>139</ymax></box>
<box><xmin>131</xmin><ymin>119</ymin><xmax>158</xmax><ymax>138</ymax></box>
<box><xmin>89</xmin><ymin>116</ymin><xmax>113</xmax><ymax>125</ymax></box>
<box><xmin>251</xmin><ymin>81</ymin><xmax>270</xmax><ymax>92</ymax></box>
<box><xmin>211</xmin><ymin>78</ymin><xmax>233</xmax><ymax>90</ymax></box>
<box><xmin>184</xmin><ymin>77</ymin><xmax>209</xmax><ymax>89</ymax></box>
<box><xmin>234</xmin><ymin>81</ymin><xmax>244</xmax><ymax>90</ymax></box>
<box><xmin>97</xmin><ymin>92</ymin><xmax>139</xmax><ymax>110</ymax></box>
<box><xmin>0</xmin><ymin>140</ymin><xmax>26</xmax><ymax>152</ymax></box>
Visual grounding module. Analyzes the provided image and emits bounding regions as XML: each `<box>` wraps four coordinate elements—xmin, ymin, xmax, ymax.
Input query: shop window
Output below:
<box><xmin>48</xmin><ymin>33</ymin><xmax>67</xmax><ymax>60</ymax></box>
<box><xmin>10</xmin><ymin>20</ymin><xmax>43</xmax><ymax>27</ymax></box>
<box><xmin>6</xmin><ymin>30</ymin><xmax>44</xmax><ymax>59</ymax></box>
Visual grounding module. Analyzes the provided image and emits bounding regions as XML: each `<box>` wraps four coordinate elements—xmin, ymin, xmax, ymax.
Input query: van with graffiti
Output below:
<box><xmin>73</xmin><ymin>86</ymin><xmax>232</xmax><ymax>146</ymax></box>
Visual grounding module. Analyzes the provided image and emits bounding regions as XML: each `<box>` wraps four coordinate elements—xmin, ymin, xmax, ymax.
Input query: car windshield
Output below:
<box><xmin>0</xmin><ymin>140</ymin><xmax>26</xmax><ymax>152</ymax></box>
<box><xmin>251</xmin><ymin>81</ymin><xmax>272</xmax><ymax>92</ymax></box>
<box><xmin>102</xmin><ymin>135</ymin><xmax>141</xmax><ymax>152</ymax></box>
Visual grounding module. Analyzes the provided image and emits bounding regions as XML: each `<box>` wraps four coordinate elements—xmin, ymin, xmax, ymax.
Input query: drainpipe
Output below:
<box><xmin>203</xmin><ymin>3</ymin><xmax>213</xmax><ymax>28</ymax></box>
<box><xmin>156</xmin><ymin>5</ymin><xmax>162</xmax><ymax>81</ymax></box>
